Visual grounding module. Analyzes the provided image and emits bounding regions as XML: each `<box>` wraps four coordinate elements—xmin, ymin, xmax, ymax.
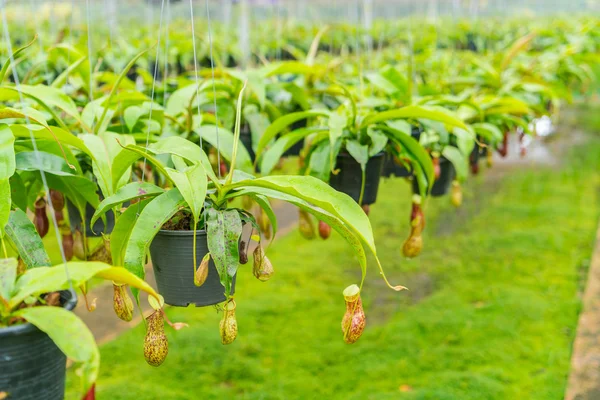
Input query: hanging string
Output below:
<box><xmin>205</xmin><ymin>0</ymin><xmax>223</xmax><ymax>178</ymax></box>
<box><xmin>139</xmin><ymin>0</ymin><xmax>166</xmax><ymax>197</ymax></box>
<box><xmin>0</xmin><ymin>0</ymin><xmax>73</xmax><ymax>289</ymax></box>
<box><xmin>188</xmin><ymin>0</ymin><xmax>204</xmax><ymax>150</ymax></box>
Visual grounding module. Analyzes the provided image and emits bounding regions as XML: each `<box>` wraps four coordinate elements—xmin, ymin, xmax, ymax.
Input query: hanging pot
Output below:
<box><xmin>382</xmin><ymin>153</ymin><xmax>411</xmax><ymax>178</ymax></box>
<box><xmin>149</xmin><ymin>230</ymin><xmax>236</xmax><ymax>307</ymax></box>
<box><xmin>382</xmin><ymin>126</ymin><xmax>422</xmax><ymax>178</ymax></box>
<box><xmin>412</xmin><ymin>156</ymin><xmax>455</xmax><ymax>197</ymax></box>
<box><xmin>67</xmin><ymin>198</ymin><xmax>116</xmax><ymax>238</ymax></box>
<box><xmin>329</xmin><ymin>151</ymin><xmax>385</xmax><ymax>205</ymax></box>
<box><xmin>0</xmin><ymin>290</ymin><xmax>77</xmax><ymax>400</ymax></box>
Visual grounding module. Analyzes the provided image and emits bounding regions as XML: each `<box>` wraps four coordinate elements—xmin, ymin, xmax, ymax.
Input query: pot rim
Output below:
<box><xmin>0</xmin><ymin>289</ymin><xmax>78</xmax><ymax>337</ymax></box>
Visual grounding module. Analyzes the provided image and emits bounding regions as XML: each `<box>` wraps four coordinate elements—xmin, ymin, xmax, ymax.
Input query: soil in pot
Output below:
<box><xmin>412</xmin><ymin>156</ymin><xmax>455</xmax><ymax>197</ymax></box>
<box><xmin>149</xmin><ymin>214</ymin><xmax>236</xmax><ymax>307</ymax></box>
<box><xmin>329</xmin><ymin>151</ymin><xmax>385</xmax><ymax>205</ymax></box>
<box><xmin>0</xmin><ymin>290</ymin><xmax>77</xmax><ymax>400</ymax></box>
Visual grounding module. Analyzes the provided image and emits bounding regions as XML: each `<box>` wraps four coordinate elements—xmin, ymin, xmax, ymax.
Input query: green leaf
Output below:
<box><xmin>91</xmin><ymin>182</ymin><xmax>164</xmax><ymax>227</ymax></box>
<box><xmin>124</xmin><ymin>105</ymin><xmax>143</xmax><ymax>132</ymax></box>
<box><xmin>452</xmin><ymin>127</ymin><xmax>476</xmax><ymax>157</ymax></box>
<box><xmin>94</xmin><ymin>48</ymin><xmax>152</xmax><ymax>134</ymax></box>
<box><xmin>14</xmin><ymin>306</ymin><xmax>99</xmax><ymax>397</ymax></box>
<box><xmin>149</xmin><ymin>137</ymin><xmax>217</xmax><ymax>183</ymax></box>
<box><xmin>243</xmin><ymin>107</ymin><xmax>271</xmax><ymax>151</ymax></box>
<box><xmin>442</xmin><ymin>146</ymin><xmax>468</xmax><ymax>182</ymax></box>
<box><xmin>18</xmin><ymin>84</ymin><xmax>80</xmax><ymax>121</ymax></box>
<box><xmin>166</xmin><ymin>163</ymin><xmax>207</xmax><ymax>223</ymax></box>
<box><xmin>0</xmin><ymin>124</ymin><xmax>15</xmax><ymax>180</ymax></box>
<box><xmin>230</xmin><ymin>187</ymin><xmax>369</xmax><ymax>287</ymax></box>
<box><xmin>4</xmin><ymin>209</ymin><xmax>51</xmax><ymax>269</ymax></box>
<box><xmin>111</xmin><ymin>144</ymin><xmax>174</xmax><ymax>189</ymax></box>
<box><xmin>9</xmin><ymin>124</ymin><xmax>91</xmax><ymax>158</ymax></box>
<box><xmin>249</xmin><ymin>194</ymin><xmax>278</xmax><ymax>241</ymax></box>
<box><xmin>259</xmin><ymin>127</ymin><xmax>327</xmax><ymax>175</ymax></box>
<box><xmin>0</xmin><ymin>35</ymin><xmax>36</xmax><ymax>83</ymax></box>
<box><xmin>1</xmin><ymin>108</ymin><xmax>77</xmax><ymax>165</ymax></box>
<box><xmin>112</xmin><ymin>138</ymin><xmax>217</xmax><ymax>188</ymax></box>
<box><xmin>110</xmin><ymin>199</ymin><xmax>150</xmax><ymax>266</ymax></box>
<box><xmin>379</xmin><ymin>125</ymin><xmax>435</xmax><ymax>194</ymax></box>
<box><xmin>365</xmin><ymin>72</ymin><xmax>398</xmax><ymax>94</ymax></box>
<box><xmin>195</xmin><ymin>125</ymin><xmax>253</xmax><ymax>173</ymax></box>
<box><xmin>256</xmin><ymin>110</ymin><xmax>330</xmax><ymax>159</ymax></box>
<box><xmin>345</xmin><ymin>140</ymin><xmax>369</xmax><ymax>169</ymax></box>
<box><xmin>367</xmin><ymin>129</ymin><xmax>388</xmax><ymax>157</ymax></box>
<box><xmin>362</xmin><ymin>105</ymin><xmax>467</xmax><ymax>131</ymax></box>
<box><xmin>44</xmin><ymin>174</ymin><xmax>100</xmax><ymax>214</ymax></box>
<box><xmin>229</xmin><ymin>175</ymin><xmax>375</xmax><ymax>252</ymax></box>
<box><xmin>78</xmin><ymin>134</ymin><xmax>113</xmax><ymax>198</ymax></box>
<box><xmin>0</xmin><ymin>258</ymin><xmax>17</xmax><ymax>301</ymax></box>
<box><xmin>15</xmin><ymin>151</ymin><xmax>75</xmax><ymax>176</ymax></box>
<box><xmin>0</xmin><ymin>87</ymin><xmax>78</xmax><ymax>132</ymax></box>
<box><xmin>9</xmin><ymin>173</ymin><xmax>27</xmax><ymax>211</ymax></box>
<box><xmin>472</xmin><ymin>122</ymin><xmax>504</xmax><ymax>143</ymax></box>
<box><xmin>124</xmin><ymin>190</ymin><xmax>186</xmax><ymax>283</ymax></box>
<box><xmin>51</xmin><ymin>55</ymin><xmax>88</xmax><ymax>89</ymax></box>
<box><xmin>328</xmin><ymin>109</ymin><xmax>347</xmax><ymax>167</ymax></box>
<box><xmin>10</xmin><ymin>262</ymin><xmax>159</xmax><ymax>310</ymax></box>
<box><xmin>206</xmin><ymin>208</ymin><xmax>242</xmax><ymax>296</ymax></box>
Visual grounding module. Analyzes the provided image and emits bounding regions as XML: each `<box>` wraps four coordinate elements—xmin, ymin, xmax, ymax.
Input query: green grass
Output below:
<box><xmin>66</xmin><ymin>114</ymin><xmax>600</xmax><ymax>400</ymax></box>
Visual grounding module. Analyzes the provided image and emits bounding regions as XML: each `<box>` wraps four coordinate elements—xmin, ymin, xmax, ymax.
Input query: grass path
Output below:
<box><xmin>67</xmin><ymin>108</ymin><xmax>600</xmax><ymax>400</ymax></box>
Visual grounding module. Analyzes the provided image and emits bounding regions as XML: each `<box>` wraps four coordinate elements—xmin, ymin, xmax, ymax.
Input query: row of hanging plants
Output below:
<box><xmin>0</xmin><ymin>11</ymin><xmax>599</xmax><ymax>400</ymax></box>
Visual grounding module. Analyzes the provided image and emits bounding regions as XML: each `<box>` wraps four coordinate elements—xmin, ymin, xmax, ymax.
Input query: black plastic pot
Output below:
<box><xmin>149</xmin><ymin>230</ymin><xmax>236</xmax><ymax>307</ymax></box>
<box><xmin>0</xmin><ymin>290</ymin><xmax>77</xmax><ymax>400</ymax></box>
<box><xmin>382</xmin><ymin>153</ymin><xmax>411</xmax><ymax>178</ymax></box>
<box><xmin>67</xmin><ymin>199</ymin><xmax>115</xmax><ymax>237</ymax></box>
<box><xmin>382</xmin><ymin>126</ymin><xmax>422</xmax><ymax>178</ymax></box>
<box><xmin>412</xmin><ymin>156</ymin><xmax>455</xmax><ymax>197</ymax></box>
<box><xmin>329</xmin><ymin>151</ymin><xmax>385</xmax><ymax>205</ymax></box>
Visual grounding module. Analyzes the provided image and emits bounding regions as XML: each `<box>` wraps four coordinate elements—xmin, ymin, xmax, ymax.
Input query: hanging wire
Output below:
<box><xmin>139</xmin><ymin>0</ymin><xmax>166</xmax><ymax>197</ymax></box>
<box><xmin>0</xmin><ymin>0</ymin><xmax>73</xmax><ymax>289</ymax></box>
<box><xmin>188</xmin><ymin>0</ymin><xmax>205</xmax><ymax>150</ymax></box>
<box><xmin>205</xmin><ymin>0</ymin><xmax>223</xmax><ymax>178</ymax></box>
